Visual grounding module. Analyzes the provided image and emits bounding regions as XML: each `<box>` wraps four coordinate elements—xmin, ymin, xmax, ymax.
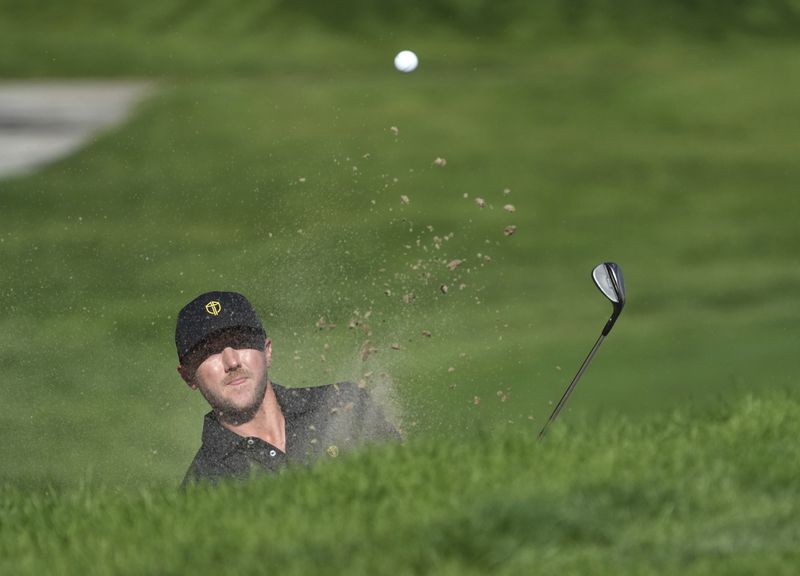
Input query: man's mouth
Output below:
<box><xmin>225</xmin><ymin>376</ymin><xmax>248</xmax><ymax>387</ymax></box>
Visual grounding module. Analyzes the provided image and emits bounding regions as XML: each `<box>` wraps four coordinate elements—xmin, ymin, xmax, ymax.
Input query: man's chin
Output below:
<box><xmin>215</xmin><ymin>392</ymin><xmax>268</xmax><ymax>424</ymax></box>
<box><xmin>214</xmin><ymin>399</ymin><xmax>260</xmax><ymax>424</ymax></box>
<box><xmin>207</xmin><ymin>377</ymin><xmax>268</xmax><ymax>425</ymax></box>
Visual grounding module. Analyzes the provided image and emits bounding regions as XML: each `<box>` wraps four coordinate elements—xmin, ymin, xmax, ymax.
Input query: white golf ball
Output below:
<box><xmin>394</xmin><ymin>50</ymin><xmax>418</xmax><ymax>73</ymax></box>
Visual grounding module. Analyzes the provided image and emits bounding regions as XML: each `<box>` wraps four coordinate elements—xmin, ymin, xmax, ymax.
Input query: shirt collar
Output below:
<box><xmin>199</xmin><ymin>411</ymin><xmax>244</xmax><ymax>460</ymax></box>
<box><xmin>200</xmin><ymin>382</ymin><xmax>302</xmax><ymax>458</ymax></box>
<box><xmin>272</xmin><ymin>381</ymin><xmax>317</xmax><ymax>416</ymax></box>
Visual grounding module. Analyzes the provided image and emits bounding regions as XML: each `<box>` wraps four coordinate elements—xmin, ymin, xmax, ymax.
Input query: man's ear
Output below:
<box><xmin>177</xmin><ymin>365</ymin><xmax>196</xmax><ymax>389</ymax></box>
<box><xmin>265</xmin><ymin>338</ymin><xmax>273</xmax><ymax>368</ymax></box>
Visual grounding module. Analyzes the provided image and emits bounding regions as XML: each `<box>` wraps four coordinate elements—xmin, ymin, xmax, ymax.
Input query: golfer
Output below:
<box><xmin>176</xmin><ymin>291</ymin><xmax>400</xmax><ymax>486</ymax></box>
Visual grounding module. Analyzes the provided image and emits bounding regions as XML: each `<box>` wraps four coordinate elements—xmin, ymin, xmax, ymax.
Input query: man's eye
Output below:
<box><xmin>207</xmin><ymin>338</ymin><xmax>246</xmax><ymax>354</ymax></box>
<box><xmin>189</xmin><ymin>333</ymin><xmax>261</xmax><ymax>365</ymax></box>
<box><xmin>209</xmin><ymin>342</ymin><xmax>233</xmax><ymax>354</ymax></box>
<box><xmin>196</xmin><ymin>343</ymin><xmax>224</xmax><ymax>359</ymax></box>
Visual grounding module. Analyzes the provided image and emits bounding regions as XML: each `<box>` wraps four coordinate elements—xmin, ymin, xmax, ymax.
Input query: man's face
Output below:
<box><xmin>179</xmin><ymin>329</ymin><xmax>271</xmax><ymax>425</ymax></box>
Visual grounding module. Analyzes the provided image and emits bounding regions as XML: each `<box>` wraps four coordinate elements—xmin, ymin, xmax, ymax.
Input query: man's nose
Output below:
<box><xmin>221</xmin><ymin>347</ymin><xmax>241</xmax><ymax>371</ymax></box>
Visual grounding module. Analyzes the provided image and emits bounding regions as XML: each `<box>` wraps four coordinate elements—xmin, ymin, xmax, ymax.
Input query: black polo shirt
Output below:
<box><xmin>181</xmin><ymin>381</ymin><xmax>400</xmax><ymax>486</ymax></box>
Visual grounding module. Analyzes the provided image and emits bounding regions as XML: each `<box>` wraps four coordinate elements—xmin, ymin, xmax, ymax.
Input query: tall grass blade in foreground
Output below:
<box><xmin>2</xmin><ymin>394</ymin><xmax>799</xmax><ymax>575</ymax></box>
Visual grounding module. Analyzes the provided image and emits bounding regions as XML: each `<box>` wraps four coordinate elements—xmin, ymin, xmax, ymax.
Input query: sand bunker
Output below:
<box><xmin>0</xmin><ymin>81</ymin><xmax>152</xmax><ymax>178</ymax></box>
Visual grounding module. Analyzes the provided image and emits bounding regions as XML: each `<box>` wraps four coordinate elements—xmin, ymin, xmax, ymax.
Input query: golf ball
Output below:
<box><xmin>394</xmin><ymin>50</ymin><xmax>418</xmax><ymax>73</ymax></box>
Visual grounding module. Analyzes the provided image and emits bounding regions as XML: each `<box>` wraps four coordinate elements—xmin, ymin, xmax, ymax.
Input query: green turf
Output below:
<box><xmin>2</xmin><ymin>35</ymin><xmax>800</xmax><ymax>486</ymax></box>
<box><xmin>3</xmin><ymin>33</ymin><xmax>800</xmax><ymax>486</ymax></box>
<box><xmin>2</xmin><ymin>0</ymin><xmax>799</xmax><ymax>77</ymax></box>
<box><xmin>2</xmin><ymin>394</ymin><xmax>798</xmax><ymax>575</ymax></box>
<box><xmin>2</xmin><ymin>3</ymin><xmax>799</xmax><ymax>574</ymax></box>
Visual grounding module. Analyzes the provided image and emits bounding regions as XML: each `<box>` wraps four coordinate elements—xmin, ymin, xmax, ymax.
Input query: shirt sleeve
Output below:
<box><xmin>318</xmin><ymin>382</ymin><xmax>403</xmax><ymax>449</ymax></box>
<box><xmin>353</xmin><ymin>386</ymin><xmax>403</xmax><ymax>442</ymax></box>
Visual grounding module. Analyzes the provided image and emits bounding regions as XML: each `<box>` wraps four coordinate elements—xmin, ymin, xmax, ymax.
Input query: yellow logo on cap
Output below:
<box><xmin>205</xmin><ymin>300</ymin><xmax>221</xmax><ymax>316</ymax></box>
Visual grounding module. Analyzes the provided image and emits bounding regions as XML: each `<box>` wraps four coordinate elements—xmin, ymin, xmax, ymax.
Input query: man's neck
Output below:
<box><xmin>219</xmin><ymin>381</ymin><xmax>286</xmax><ymax>452</ymax></box>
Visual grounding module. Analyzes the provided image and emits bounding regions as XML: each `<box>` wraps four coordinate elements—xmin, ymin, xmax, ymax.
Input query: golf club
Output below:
<box><xmin>538</xmin><ymin>262</ymin><xmax>626</xmax><ymax>439</ymax></box>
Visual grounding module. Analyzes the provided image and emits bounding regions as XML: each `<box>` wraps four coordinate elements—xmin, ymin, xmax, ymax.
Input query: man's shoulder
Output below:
<box><xmin>180</xmin><ymin>442</ymin><xmax>231</xmax><ymax>488</ymax></box>
<box><xmin>180</xmin><ymin>411</ymin><xmax>253</xmax><ymax>488</ymax></box>
<box><xmin>275</xmin><ymin>381</ymin><xmax>401</xmax><ymax>444</ymax></box>
<box><xmin>274</xmin><ymin>381</ymin><xmax>368</xmax><ymax>415</ymax></box>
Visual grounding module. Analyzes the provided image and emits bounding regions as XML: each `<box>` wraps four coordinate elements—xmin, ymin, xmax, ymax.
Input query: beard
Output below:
<box><xmin>200</xmin><ymin>368</ymin><xmax>269</xmax><ymax>426</ymax></box>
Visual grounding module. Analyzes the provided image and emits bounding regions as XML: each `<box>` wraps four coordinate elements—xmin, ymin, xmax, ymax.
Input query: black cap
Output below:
<box><xmin>175</xmin><ymin>291</ymin><xmax>266</xmax><ymax>363</ymax></box>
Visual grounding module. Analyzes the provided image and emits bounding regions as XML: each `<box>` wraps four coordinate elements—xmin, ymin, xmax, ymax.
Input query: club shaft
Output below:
<box><xmin>538</xmin><ymin>332</ymin><xmax>606</xmax><ymax>439</ymax></box>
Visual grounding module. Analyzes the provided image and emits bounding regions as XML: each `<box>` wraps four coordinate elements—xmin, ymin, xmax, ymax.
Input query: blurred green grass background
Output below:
<box><xmin>1</xmin><ymin>0</ymin><xmax>799</xmax><ymax>487</ymax></box>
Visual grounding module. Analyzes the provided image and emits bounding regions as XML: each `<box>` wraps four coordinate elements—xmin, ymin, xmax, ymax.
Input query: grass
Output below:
<box><xmin>1</xmin><ymin>4</ymin><xmax>799</xmax><ymax>573</ymax></box>
<box><xmin>2</xmin><ymin>36</ymin><xmax>800</xmax><ymax>486</ymax></box>
<box><xmin>2</xmin><ymin>394</ymin><xmax>799</xmax><ymax>575</ymax></box>
<box><xmin>2</xmin><ymin>1</ymin><xmax>800</xmax><ymax>77</ymax></box>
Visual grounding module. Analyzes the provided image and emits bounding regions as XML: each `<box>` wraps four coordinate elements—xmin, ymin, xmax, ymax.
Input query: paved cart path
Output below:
<box><xmin>0</xmin><ymin>81</ymin><xmax>152</xmax><ymax>178</ymax></box>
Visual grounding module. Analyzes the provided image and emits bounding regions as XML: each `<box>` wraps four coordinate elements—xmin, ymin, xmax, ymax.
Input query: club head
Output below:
<box><xmin>592</xmin><ymin>262</ymin><xmax>626</xmax><ymax>333</ymax></box>
<box><xmin>538</xmin><ymin>262</ymin><xmax>627</xmax><ymax>440</ymax></box>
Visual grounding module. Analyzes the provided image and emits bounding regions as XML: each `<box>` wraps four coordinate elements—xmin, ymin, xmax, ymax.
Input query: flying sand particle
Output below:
<box><xmin>433</xmin><ymin>157</ymin><xmax>447</xmax><ymax>167</ymax></box>
<box><xmin>503</xmin><ymin>204</ymin><xmax>516</xmax><ymax>212</ymax></box>
<box><xmin>360</xmin><ymin>341</ymin><xmax>378</xmax><ymax>361</ymax></box>
<box><xmin>315</xmin><ymin>316</ymin><xmax>336</xmax><ymax>330</ymax></box>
